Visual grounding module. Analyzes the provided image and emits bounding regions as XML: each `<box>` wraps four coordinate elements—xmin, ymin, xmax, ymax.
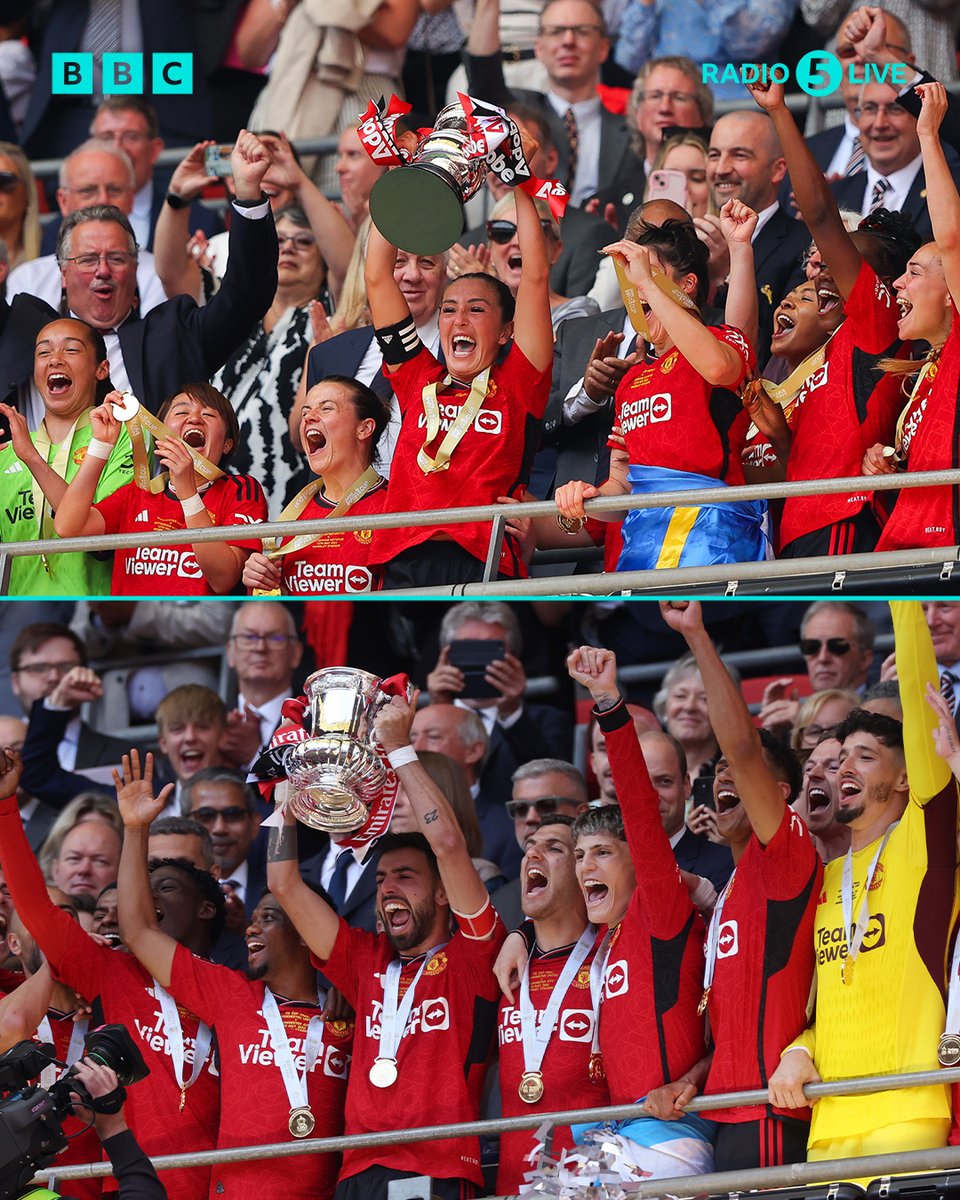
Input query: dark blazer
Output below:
<box><xmin>530</xmin><ymin>305</ymin><xmax>625</xmax><ymax>499</ymax></box>
<box><xmin>305</xmin><ymin>326</ymin><xmax>378</xmax><ymax>391</ymax></box>
<box><xmin>751</xmin><ymin>208</ymin><xmax>810</xmax><ymax>369</ymax></box>
<box><xmin>21</xmin><ymin>700</ymin><xmax>137</xmax><ymax>810</ymax></box>
<box><xmin>490</xmin><ymin>876</ymin><xmax>524</xmax><ymax>932</ymax></box>
<box><xmin>464</xmin><ymin>52</ymin><xmax>638</xmax><ymax>204</ymax></box>
<box><xmin>462</xmin><ymin>203</ymin><xmax>614</xmax><ymax>297</ymax></box>
<box><xmin>0</xmin><ymin>208</ymin><xmax>277</xmax><ymax>414</ymax></box>
<box><xmin>22</xmin><ymin>0</ymin><xmax>212</xmax><ymax>158</ymax></box>
<box><xmin>590</xmin><ymin>161</ymin><xmax>647</xmax><ymax>235</ymax></box>
<box><xmin>777</xmin><ymin>124</ymin><xmax>846</xmax><ymax>216</ymax></box>
<box><xmin>673</xmin><ymin>826</ymin><xmax>734</xmax><ymax>892</ymax></box>
<box><xmin>298</xmin><ymin>837</ymin><xmax>379</xmax><ymax>933</ymax></box>
<box><xmin>22</xmin><ymin>799</ymin><xmax>59</xmax><ymax>854</ymax></box>
<box><xmin>475</xmin><ymin>702</ymin><xmax>574</xmax><ymax>880</ymax></box>
<box><xmin>829</xmin><ymin>152</ymin><xmax>960</xmax><ymax>244</ymax></box>
<box><xmin>39</xmin><ymin>190</ymin><xmax>222</xmax><ymax>256</ymax></box>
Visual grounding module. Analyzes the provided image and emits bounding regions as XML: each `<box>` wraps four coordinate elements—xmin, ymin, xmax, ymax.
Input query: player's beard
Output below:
<box><xmin>384</xmin><ymin>896</ymin><xmax>435</xmax><ymax>954</ymax></box>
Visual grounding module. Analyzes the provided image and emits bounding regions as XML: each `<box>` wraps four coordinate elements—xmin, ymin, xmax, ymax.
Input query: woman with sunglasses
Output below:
<box><xmin>364</xmin><ymin>145</ymin><xmax>554</xmax><ymax>589</ymax></box>
<box><xmin>485</xmin><ymin>195</ymin><xmax>599</xmax><ymax>331</ymax></box>
<box><xmin>861</xmin><ymin>85</ymin><xmax>960</xmax><ymax>553</ymax></box>
<box><xmin>213</xmin><ymin>203</ymin><xmax>335</xmax><ymax>516</ymax></box>
<box><xmin>747</xmin><ymin>77</ymin><xmax>919</xmax><ymax>560</ymax></box>
<box><xmin>0</xmin><ymin>142</ymin><xmax>40</xmax><ymax>269</ymax></box>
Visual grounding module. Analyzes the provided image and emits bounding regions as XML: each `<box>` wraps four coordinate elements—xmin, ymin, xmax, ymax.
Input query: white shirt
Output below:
<box><xmin>564</xmin><ymin>311</ymin><xmax>641</xmax><ymax>426</ymax></box>
<box><xmin>319</xmin><ymin>843</ymin><xmax>365</xmax><ymax>904</ymax></box>
<box><xmin>237</xmin><ymin>689</ymin><xmax>289</xmax><ymax>764</ymax></box>
<box><xmin>546</xmin><ymin>92</ymin><xmax>603</xmax><ymax>207</ymax></box>
<box><xmin>221</xmin><ymin>859</ymin><xmax>250</xmax><ymax>906</ymax></box>
<box><xmin>861</xmin><ymin>154</ymin><xmax>923</xmax><ymax>219</ymax></box>
<box><xmin>59</xmin><ymin>712</ymin><xmax>81</xmax><ymax>772</ymax></box>
<box><xmin>752</xmin><ymin>201</ymin><xmax>780</xmax><ymax>241</ymax></box>
<box><xmin>825</xmin><ymin>115</ymin><xmax>863</xmax><ymax>180</ymax></box>
<box><xmin>353</xmin><ymin>315</ymin><xmax>441</xmax><ymax>478</ymax></box>
<box><xmin>130</xmin><ymin>180</ymin><xmax>155</xmax><ymax>252</ymax></box>
<box><xmin>454</xmin><ymin>696</ymin><xmax>523</xmax><ymax>733</ymax></box>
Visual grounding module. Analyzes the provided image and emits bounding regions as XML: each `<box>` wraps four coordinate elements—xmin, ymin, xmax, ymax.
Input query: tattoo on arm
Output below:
<box><xmin>423</xmin><ymin>809</ymin><xmax>438</xmax><ymax>824</ymax></box>
<box><xmin>268</xmin><ymin>824</ymin><xmax>297</xmax><ymax>861</ymax></box>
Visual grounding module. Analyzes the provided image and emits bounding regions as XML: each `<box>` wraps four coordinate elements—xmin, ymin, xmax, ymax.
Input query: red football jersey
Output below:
<box><xmin>595</xmin><ymin>704</ymin><xmax>707</xmax><ymax>1104</ymax></box>
<box><xmin>702</xmin><ymin>808</ymin><xmax>822</xmax><ymax>1121</ymax></box>
<box><xmin>612</xmin><ymin>327</ymin><xmax>754</xmax><ymax>484</ymax></box>
<box><xmin>169</xmin><ymin>945</ymin><xmax>353</xmax><ymax>1200</ymax></box>
<box><xmin>780</xmin><ymin>262</ymin><xmax>904</xmax><ymax>550</ymax></box>
<box><xmin>373</xmin><ymin>344</ymin><xmax>550</xmax><ymax>570</ymax></box>
<box><xmin>497</xmin><ymin>939</ymin><xmax>609</xmax><ymax>1194</ymax></box>
<box><xmin>94</xmin><ymin>474</ymin><xmax>267</xmax><ymax>595</ymax></box>
<box><xmin>0</xmin><ymin>796</ymin><xmax>217</xmax><ymax>1200</ymax></box>
<box><xmin>877</xmin><ymin>317</ymin><xmax>960</xmax><ymax>551</ymax></box>
<box><xmin>41</xmin><ymin>1011</ymin><xmax>106</xmax><ymax>1200</ymax></box>
<box><xmin>316</xmin><ymin>919</ymin><xmax>505</xmax><ymax>1184</ymax></box>
<box><xmin>278</xmin><ymin>482</ymin><xmax>388</xmax><ymax>595</ymax></box>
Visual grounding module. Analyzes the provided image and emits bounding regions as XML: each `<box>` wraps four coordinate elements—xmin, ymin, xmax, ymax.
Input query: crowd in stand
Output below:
<box><xmin>0</xmin><ymin>4</ymin><xmax>955</xmax><ymax>591</ymax></box>
<box><xmin>0</xmin><ymin>596</ymin><xmax>953</xmax><ymax>1197</ymax></box>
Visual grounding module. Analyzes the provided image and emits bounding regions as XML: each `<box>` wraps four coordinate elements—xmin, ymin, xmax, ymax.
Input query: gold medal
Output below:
<box><xmin>588</xmin><ymin>1052</ymin><xmax>605</xmax><ymax>1084</ymax></box>
<box><xmin>842</xmin><ymin>957</ymin><xmax>854</xmax><ymax>986</ymax></box>
<box><xmin>288</xmin><ymin>1106</ymin><xmax>316</xmax><ymax>1138</ymax></box>
<box><xmin>518</xmin><ymin>1071</ymin><xmax>544</xmax><ymax>1104</ymax></box>
<box><xmin>697</xmin><ymin>987</ymin><xmax>710</xmax><ymax>1016</ymax></box>
<box><xmin>179</xmin><ymin>1085</ymin><xmax>186</xmax><ymax>1113</ymax></box>
<box><xmin>939</xmin><ymin>1033</ymin><xmax>960</xmax><ymax>1067</ymax></box>
<box><xmin>369</xmin><ymin>1057</ymin><xmax>399</xmax><ymax>1088</ymax></box>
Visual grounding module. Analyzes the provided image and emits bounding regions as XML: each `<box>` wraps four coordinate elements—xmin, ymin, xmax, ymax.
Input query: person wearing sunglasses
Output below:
<box><xmin>485</xmin><ymin>194</ymin><xmax>600</xmax><ymax>332</ymax></box>
<box><xmin>0</xmin><ymin>142</ymin><xmax>40</xmax><ymax>270</ymax></box>
<box><xmin>364</xmin><ymin>142</ymin><xmax>554</xmax><ymax>589</ymax></box>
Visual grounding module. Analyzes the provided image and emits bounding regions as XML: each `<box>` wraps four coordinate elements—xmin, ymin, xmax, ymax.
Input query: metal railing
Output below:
<box><xmin>34</xmin><ymin>1064</ymin><xmax>960</xmax><ymax>1186</ymax></box>
<box><xmin>2</xmin><ymin>466</ymin><xmax>959</xmax><ymax>597</ymax></box>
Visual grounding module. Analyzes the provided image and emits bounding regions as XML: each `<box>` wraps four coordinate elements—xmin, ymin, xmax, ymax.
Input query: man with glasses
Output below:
<box><xmin>465</xmin><ymin>0</ymin><xmax>634</xmax><ymax>208</ymax></box>
<box><xmin>0</xmin><ymin>132</ymin><xmax>277</xmax><ymax>422</ymax></box>
<box><xmin>183</xmin><ymin>767</ymin><xmax>264</xmax><ymax>922</ymax></box>
<box><xmin>222</xmin><ymin>601</ymin><xmax>303</xmax><ymax>773</ymax></box>
<box><xmin>12</xmin><ymin>622</ymin><xmax>129</xmax><ymax>793</ymax></box>
<box><xmin>6</xmin><ymin>139</ymin><xmax>168</xmax><ymax>315</ymax></box>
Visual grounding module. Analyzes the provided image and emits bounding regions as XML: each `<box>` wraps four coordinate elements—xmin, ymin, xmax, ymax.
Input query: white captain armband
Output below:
<box><xmin>375</xmin><ymin>317</ymin><xmax>422</xmax><ymax>365</ymax></box>
<box><xmin>452</xmin><ymin>896</ymin><xmax>499</xmax><ymax>940</ymax></box>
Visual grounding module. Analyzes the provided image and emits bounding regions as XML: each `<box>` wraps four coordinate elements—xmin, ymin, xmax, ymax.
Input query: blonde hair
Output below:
<box><xmin>40</xmin><ymin>793</ymin><xmax>124</xmax><ymax>882</ymax></box>
<box><xmin>418</xmin><ymin>750</ymin><xmax>482</xmax><ymax>858</ymax></box>
<box><xmin>790</xmin><ymin>689</ymin><xmax>859</xmax><ymax>755</ymax></box>
<box><xmin>647</xmin><ymin>134</ymin><xmax>717</xmax><ymax>217</ymax></box>
<box><xmin>0</xmin><ymin>142</ymin><xmax>41</xmax><ymax>266</ymax></box>
<box><xmin>330</xmin><ymin>215</ymin><xmax>372</xmax><ymax>333</ymax></box>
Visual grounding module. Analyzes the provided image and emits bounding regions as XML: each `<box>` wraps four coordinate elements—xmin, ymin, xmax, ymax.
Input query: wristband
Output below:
<box><xmin>86</xmin><ymin>438</ymin><xmax>112</xmax><ymax>460</ymax></box>
<box><xmin>180</xmin><ymin>493</ymin><xmax>205</xmax><ymax>517</ymax></box>
<box><xmin>452</xmin><ymin>896</ymin><xmax>499</xmax><ymax>940</ymax></box>
<box><xmin>375</xmin><ymin>317</ymin><xmax>422</xmax><ymax>365</ymax></box>
<box><xmin>165</xmin><ymin>191</ymin><xmax>190</xmax><ymax>210</ymax></box>
<box><xmin>386</xmin><ymin>745</ymin><xmax>418</xmax><ymax>769</ymax></box>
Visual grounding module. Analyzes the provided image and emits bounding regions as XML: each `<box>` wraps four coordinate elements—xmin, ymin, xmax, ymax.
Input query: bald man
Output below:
<box><xmin>704</xmin><ymin>110</ymin><xmax>809</xmax><ymax>366</ymax></box>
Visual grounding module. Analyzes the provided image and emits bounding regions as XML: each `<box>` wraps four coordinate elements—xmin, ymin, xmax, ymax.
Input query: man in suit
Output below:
<box><xmin>465</xmin><ymin>0</ymin><xmax>637</xmax><ymax>209</ymax></box>
<box><xmin>0</xmin><ymin>714</ymin><xmax>57</xmax><ymax>854</ymax></box>
<box><xmin>10</xmin><ymin>622</ymin><xmax>131</xmax><ymax>784</ymax></box>
<box><xmin>459</xmin><ymin>103</ymin><xmax>612</xmax><ymax>297</ymax></box>
<box><xmin>300</xmin><ymin>249</ymin><xmax>445</xmax><ymax>477</ymax></box>
<box><xmin>704</xmin><ymin>110</ymin><xmax>809</xmax><ymax>367</ymax></box>
<box><xmin>923</xmin><ymin>602</ymin><xmax>960</xmax><ymax>717</ymax></box>
<box><xmin>0</xmin><ymin>131</ymin><xmax>276</xmax><ymax>428</ymax></box>
<box><xmin>829</xmin><ymin>79</ymin><xmax>960</xmax><ymax>243</ymax></box>
<box><xmin>21</xmin><ymin>0</ymin><xmax>212</xmax><ymax>162</ymax></box>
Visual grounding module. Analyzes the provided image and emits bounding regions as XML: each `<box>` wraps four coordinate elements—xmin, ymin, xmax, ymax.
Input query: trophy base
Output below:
<box><xmin>370</xmin><ymin>166</ymin><xmax>466</xmax><ymax>256</ymax></box>
<box><xmin>288</xmin><ymin>785</ymin><xmax>369</xmax><ymax>834</ymax></box>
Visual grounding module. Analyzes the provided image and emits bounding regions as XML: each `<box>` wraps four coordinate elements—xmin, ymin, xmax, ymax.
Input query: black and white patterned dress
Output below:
<box><xmin>212</xmin><ymin>303</ymin><xmax>315</xmax><ymax>517</ymax></box>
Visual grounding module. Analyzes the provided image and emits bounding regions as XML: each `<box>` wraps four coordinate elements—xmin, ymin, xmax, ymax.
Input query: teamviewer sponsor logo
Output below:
<box><xmin>474</xmin><ymin>410</ymin><xmax>502</xmax><ymax>435</ymax></box>
<box><xmin>285</xmin><ymin>562</ymin><xmax>373</xmax><ymax>594</ymax></box>
<box><xmin>558</xmin><ymin>1009</ymin><xmax>595</xmax><ymax>1042</ymax></box>
<box><xmin>603</xmin><ymin>959</ymin><xmax>629</xmax><ymax>998</ymax></box>
<box><xmin>125</xmin><ymin>547</ymin><xmax>203</xmax><ymax>580</ymax></box>
<box><xmin>716</xmin><ymin>920</ymin><xmax>738</xmax><ymax>959</ymax></box>
<box><xmin>324</xmin><ymin>1046</ymin><xmax>350</xmax><ymax>1079</ymax></box>
<box><xmin>366</xmin><ymin>996</ymin><xmax>450</xmax><ymax>1039</ymax></box>
<box><xmin>816</xmin><ymin>913</ymin><xmax>886</xmax><ymax>965</ymax></box>
<box><xmin>619</xmin><ymin>393</ymin><xmax>671</xmax><ymax>434</ymax></box>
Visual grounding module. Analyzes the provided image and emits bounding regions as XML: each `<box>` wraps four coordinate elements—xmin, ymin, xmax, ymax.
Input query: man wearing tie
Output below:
<box><xmin>923</xmin><ymin>603</ymin><xmax>960</xmax><ymax>717</ymax></box>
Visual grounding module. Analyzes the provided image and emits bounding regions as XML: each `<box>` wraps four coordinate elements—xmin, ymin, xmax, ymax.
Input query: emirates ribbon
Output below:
<box><xmin>357</xmin><ymin>95</ymin><xmax>413</xmax><ymax>167</ymax></box>
<box><xmin>743</xmin><ymin>335</ymin><xmax>834</xmax><ymax>441</ymax></box>
<box><xmin>111</xmin><ymin>392</ymin><xmax>223</xmax><ymax>493</ymax></box>
<box><xmin>418</xmin><ymin>368</ymin><xmax>491</xmax><ymax>474</ymax></box>
<box><xmin>264</xmin><ymin>467</ymin><xmax>382</xmax><ymax>560</ymax></box>
<box><xmin>894</xmin><ymin>357</ymin><xmax>939</xmax><ymax>459</ymax></box>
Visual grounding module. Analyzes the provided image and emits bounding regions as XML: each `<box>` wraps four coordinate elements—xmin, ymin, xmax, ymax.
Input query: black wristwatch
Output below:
<box><xmin>165</xmin><ymin>191</ymin><xmax>190</xmax><ymax>210</ymax></box>
<box><xmin>233</xmin><ymin>194</ymin><xmax>269</xmax><ymax>208</ymax></box>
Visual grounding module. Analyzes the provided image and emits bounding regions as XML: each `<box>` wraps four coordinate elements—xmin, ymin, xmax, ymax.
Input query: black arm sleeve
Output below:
<box><xmin>20</xmin><ymin>700</ymin><xmax>112</xmax><ymax>810</ymax></box>
<box><xmin>102</xmin><ymin>1128</ymin><xmax>168</xmax><ymax>1200</ymax></box>
<box><xmin>898</xmin><ymin>69</ymin><xmax>960</xmax><ymax>153</ymax></box>
<box><xmin>464</xmin><ymin>51</ymin><xmax>515</xmax><ymax>110</ymax></box>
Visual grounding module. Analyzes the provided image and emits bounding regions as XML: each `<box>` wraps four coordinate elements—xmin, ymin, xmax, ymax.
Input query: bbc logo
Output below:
<box><xmin>52</xmin><ymin>53</ymin><xmax>193</xmax><ymax>94</ymax></box>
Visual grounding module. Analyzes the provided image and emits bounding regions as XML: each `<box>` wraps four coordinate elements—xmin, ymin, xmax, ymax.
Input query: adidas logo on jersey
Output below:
<box><xmin>3</xmin><ymin>461</ymin><xmax>23</xmax><ymax>474</ymax></box>
<box><xmin>135</xmin><ymin>509</ymin><xmax>150</xmax><ymax>522</ymax></box>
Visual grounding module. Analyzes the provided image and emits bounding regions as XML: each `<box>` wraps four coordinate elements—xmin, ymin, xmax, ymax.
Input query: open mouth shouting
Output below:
<box><xmin>816</xmin><ymin>282</ymin><xmax>841</xmax><ymax>317</ymax></box>
<box><xmin>582</xmin><ymin>877</ymin><xmax>609</xmax><ymax>915</ymax></box>
<box><xmin>450</xmin><ymin>335</ymin><xmax>477</xmax><ymax>360</ymax></box>
<box><xmin>181</xmin><ymin>427</ymin><xmax>206</xmax><ymax>450</ymax></box>
<box><xmin>771</xmin><ymin>310</ymin><xmax>795</xmax><ymax>345</ymax></box>
<box><xmin>382</xmin><ymin>897</ymin><xmax>413</xmax><ymax>937</ymax></box>
<box><xmin>246</xmin><ymin>935</ymin><xmax>266</xmax><ymax>966</ymax></box>
<box><xmin>524</xmin><ymin>865</ymin><xmax>548</xmax><ymax>899</ymax></box>
<box><xmin>304</xmin><ymin>425</ymin><xmax>327</xmax><ymax>456</ymax></box>
<box><xmin>806</xmin><ymin>782</ymin><xmax>832</xmax><ymax>813</ymax></box>
<box><xmin>715</xmin><ymin>785</ymin><xmax>741</xmax><ymax>814</ymax></box>
<box><xmin>45</xmin><ymin>371</ymin><xmax>73</xmax><ymax>396</ymax></box>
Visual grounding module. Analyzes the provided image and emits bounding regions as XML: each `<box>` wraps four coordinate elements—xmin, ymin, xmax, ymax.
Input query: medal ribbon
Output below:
<box><xmin>613</xmin><ymin>260</ymin><xmax>698</xmax><ymax>339</ymax></box>
<box><xmin>37</xmin><ymin>1014</ymin><xmax>88</xmax><ymax>1091</ymax></box>
<box><xmin>264</xmin><ymin>466</ymin><xmax>382</xmax><ymax>560</ymax></box>
<box><xmin>261</xmin><ymin>988</ymin><xmax>325</xmax><ymax>1114</ymax></box>
<box><xmin>154</xmin><ymin>980</ymin><xmax>213</xmax><ymax>1099</ymax></box>
<box><xmin>586</xmin><ymin>926</ymin><xmax>617</xmax><ymax>1066</ymax></box>
<box><xmin>894</xmin><ymin>358</ymin><xmax>939</xmax><ymax>458</ymax></box>
<box><xmin>113</xmin><ymin>393</ymin><xmax>224</xmax><ymax>493</ymax></box>
<box><xmin>31</xmin><ymin>410</ymin><xmax>91</xmax><ymax>542</ymax></box>
<box><xmin>519</xmin><ymin>925</ymin><xmax>596</xmax><ymax>1079</ymax></box>
<box><xmin>840</xmin><ymin>822</ymin><xmax>898</xmax><ymax>976</ymax></box>
<box><xmin>702</xmin><ymin>867</ymin><xmax>737</xmax><ymax>997</ymax></box>
<box><xmin>378</xmin><ymin>944</ymin><xmax>447</xmax><ymax>1065</ymax></box>
<box><xmin>418</xmin><ymin>368</ymin><xmax>491</xmax><ymax>474</ymax></box>
<box><xmin>944</xmin><ymin>933</ymin><xmax>960</xmax><ymax>1046</ymax></box>
<box><xmin>744</xmin><ymin>338</ymin><xmax>833</xmax><ymax>441</ymax></box>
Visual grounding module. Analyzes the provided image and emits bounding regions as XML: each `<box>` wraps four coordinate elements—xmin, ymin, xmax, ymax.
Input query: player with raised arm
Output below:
<box><xmin>768</xmin><ymin>602</ymin><xmax>958</xmax><ymax>1171</ymax></box>
<box><xmin>114</xmin><ymin>751</ymin><xmax>352</xmax><ymax>1200</ymax></box>
<box><xmin>0</xmin><ymin>749</ymin><xmax>220</xmax><ymax>1200</ymax></box>
<box><xmin>648</xmin><ymin>601</ymin><xmax>821</xmax><ymax>1170</ymax></box>
<box><xmin>267</xmin><ymin>689</ymin><xmax>505</xmax><ymax>1200</ymax></box>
